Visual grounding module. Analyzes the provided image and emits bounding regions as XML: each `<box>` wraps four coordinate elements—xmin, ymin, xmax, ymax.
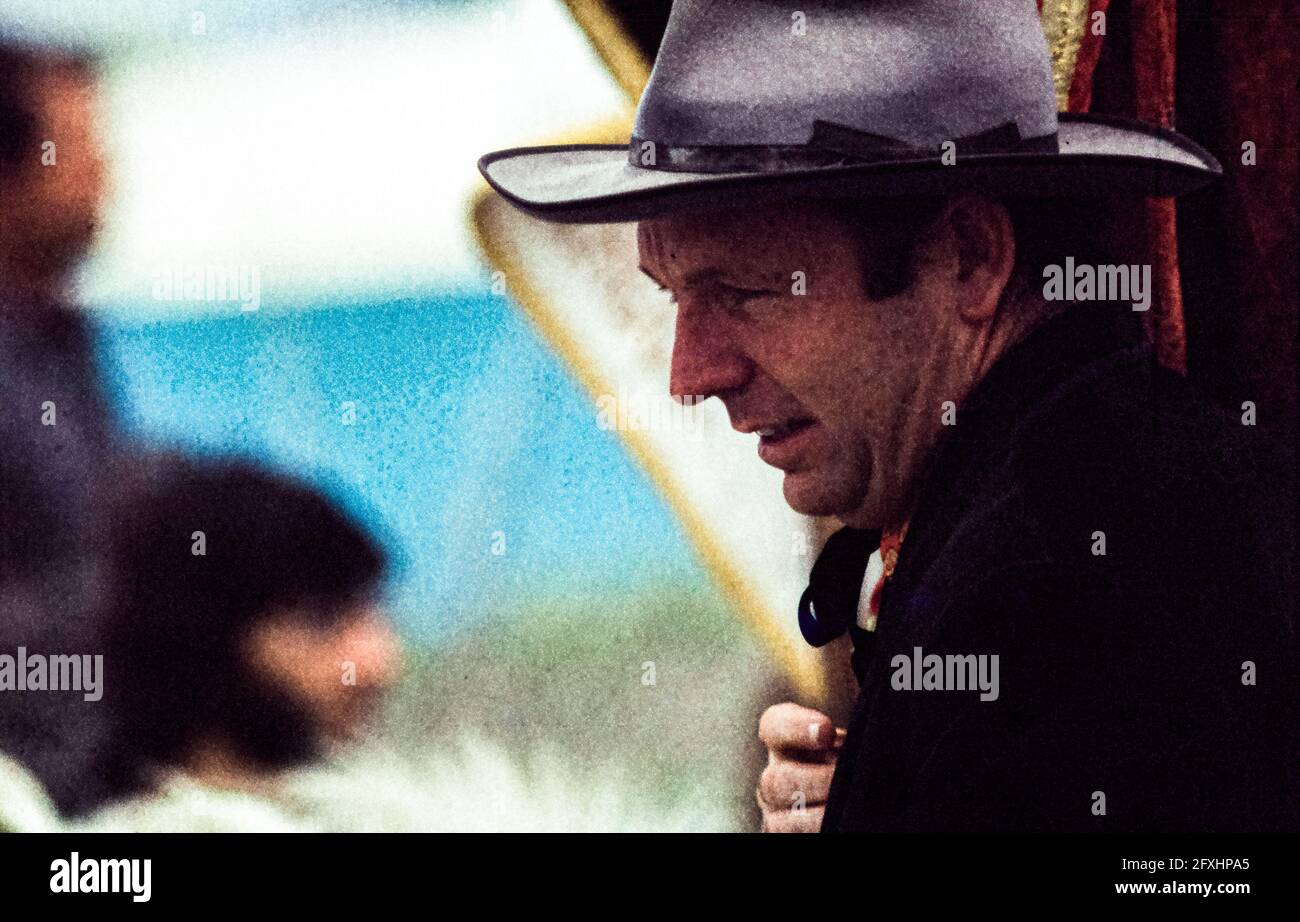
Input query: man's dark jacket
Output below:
<box><xmin>821</xmin><ymin>305</ymin><xmax>1297</xmax><ymax>832</ymax></box>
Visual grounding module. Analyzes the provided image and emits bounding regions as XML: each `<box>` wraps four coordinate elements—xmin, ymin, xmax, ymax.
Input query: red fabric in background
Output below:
<box><xmin>1175</xmin><ymin>1</ymin><xmax>1297</xmax><ymax>461</ymax></box>
<box><xmin>1069</xmin><ymin>0</ymin><xmax>1112</xmax><ymax>113</ymax></box>
<box><xmin>1130</xmin><ymin>0</ymin><xmax>1186</xmax><ymax>374</ymax></box>
<box><xmin>1071</xmin><ymin>0</ymin><xmax>1187</xmax><ymax>372</ymax></box>
<box><xmin>1071</xmin><ymin>0</ymin><xmax>1297</xmax><ymax>443</ymax></box>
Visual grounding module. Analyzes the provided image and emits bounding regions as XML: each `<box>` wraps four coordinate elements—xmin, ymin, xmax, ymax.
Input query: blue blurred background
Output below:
<box><xmin>99</xmin><ymin>291</ymin><xmax>702</xmax><ymax>647</ymax></box>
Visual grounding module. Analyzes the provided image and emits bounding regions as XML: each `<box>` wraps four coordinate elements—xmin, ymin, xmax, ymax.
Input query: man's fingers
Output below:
<box><xmin>756</xmin><ymin>706</ymin><xmax>839</xmax><ymax>834</ymax></box>
<box><xmin>759</xmin><ymin>804</ymin><xmax>825</xmax><ymax>834</ymax></box>
<box><xmin>758</xmin><ymin>702</ymin><xmax>840</xmax><ymax>752</ymax></box>
<box><xmin>758</xmin><ymin>757</ymin><xmax>835</xmax><ymax>809</ymax></box>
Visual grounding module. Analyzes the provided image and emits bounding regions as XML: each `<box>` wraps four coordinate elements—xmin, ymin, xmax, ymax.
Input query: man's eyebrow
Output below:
<box><xmin>638</xmin><ymin>265</ymin><xmax>725</xmax><ymax>289</ymax></box>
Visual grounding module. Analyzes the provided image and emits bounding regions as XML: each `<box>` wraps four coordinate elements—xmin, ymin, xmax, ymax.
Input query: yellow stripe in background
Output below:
<box><xmin>561</xmin><ymin>0</ymin><xmax>652</xmax><ymax>102</ymax></box>
<box><xmin>468</xmin><ymin>182</ymin><xmax>828</xmax><ymax>705</ymax></box>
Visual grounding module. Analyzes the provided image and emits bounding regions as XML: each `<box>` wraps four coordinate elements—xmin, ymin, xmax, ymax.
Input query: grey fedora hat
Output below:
<box><xmin>479</xmin><ymin>0</ymin><xmax>1221</xmax><ymax>224</ymax></box>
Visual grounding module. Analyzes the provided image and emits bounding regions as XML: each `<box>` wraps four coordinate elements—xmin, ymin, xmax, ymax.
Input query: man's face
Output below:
<box><xmin>0</xmin><ymin>64</ymin><xmax>108</xmax><ymax>281</ymax></box>
<box><xmin>638</xmin><ymin>201</ymin><xmax>963</xmax><ymax>528</ymax></box>
<box><xmin>243</xmin><ymin>604</ymin><xmax>403</xmax><ymax>746</ymax></box>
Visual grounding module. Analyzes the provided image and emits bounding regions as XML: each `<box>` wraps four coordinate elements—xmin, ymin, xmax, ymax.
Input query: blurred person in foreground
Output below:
<box><xmin>479</xmin><ymin>0</ymin><xmax>1296</xmax><ymax>831</ymax></box>
<box><xmin>84</xmin><ymin>458</ymin><xmax>403</xmax><ymax>832</ymax></box>
<box><xmin>0</xmin><ymin>38</ymin><xmax>125</xmax><ymax>824</ymax></box>
<box><xmin>83</xmin><ymin>458</ymin><xmax>726</xmax><ymax>832</ymax></box>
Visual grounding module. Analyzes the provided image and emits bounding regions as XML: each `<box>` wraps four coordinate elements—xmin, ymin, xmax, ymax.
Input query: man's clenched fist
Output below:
<box><xmin>756</xmin><ymin>702</ymin><xmax>844</xmax><ymax>833</ymax></box>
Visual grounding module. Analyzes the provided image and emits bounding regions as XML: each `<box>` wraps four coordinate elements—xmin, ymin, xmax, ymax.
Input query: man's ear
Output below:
<box><xmin>930</xmin><ymin>194</ymin><xmax>1016</xmax><ymax>323</ymax></box>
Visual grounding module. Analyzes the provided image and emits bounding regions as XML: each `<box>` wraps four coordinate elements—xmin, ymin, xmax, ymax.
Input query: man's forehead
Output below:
<box><xmin>637</xmin><ymin>201</ymin><xmax>847</xmax><ymax>279</ymax></box>
<box><xmin>639</xmin><ymin>200</ymin><xmax>838</xmax><ymax>237</ymax></box>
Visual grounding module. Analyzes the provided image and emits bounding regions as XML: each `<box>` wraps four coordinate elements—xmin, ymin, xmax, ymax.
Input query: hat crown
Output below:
<box><xmin>634</xmin><ymin>0</ymin><xmax>1059</xmax><ymax>151</ymax></box>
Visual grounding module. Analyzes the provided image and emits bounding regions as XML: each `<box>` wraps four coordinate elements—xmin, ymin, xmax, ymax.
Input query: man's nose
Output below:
<box><xmin>669</xmin><ymin>307</ymin><xmax>750</xmax><ymax>404</ymax></box>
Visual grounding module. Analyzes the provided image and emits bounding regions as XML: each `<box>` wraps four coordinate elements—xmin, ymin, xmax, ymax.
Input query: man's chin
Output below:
<box><xmin>780</xmin><ymin>469</ymin><xmax>866</xmax><ymax>520</ymax></box>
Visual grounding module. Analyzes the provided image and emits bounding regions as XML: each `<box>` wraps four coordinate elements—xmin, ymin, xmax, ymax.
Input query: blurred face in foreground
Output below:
<box><xmin>0</xmin><ymin>61</ymin><xmax>108</xmax><ymax>293</ymax></box>
<box><xmin>243</xmin><ymin>603</ymin><xmax>403</xmax><ymax>746</ymax></box>
<box><xmin>638</xmin><ymin>197</ymin><xmax>1018</xmax><ymax>529</ymax></box>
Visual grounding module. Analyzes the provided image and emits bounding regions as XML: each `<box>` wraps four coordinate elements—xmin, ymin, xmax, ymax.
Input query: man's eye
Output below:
<box><xmin>721</xmin><ymin>285</ymin><xmax>779</xmax><ymax>309</ymax></box>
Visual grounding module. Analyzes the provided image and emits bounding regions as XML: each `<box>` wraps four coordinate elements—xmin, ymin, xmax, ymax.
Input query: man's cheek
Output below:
<box><xmin>809</xmin><ymin>432</ymin><xmax>864</xmax><ymax>489</ymax></box>
<box><xmin>816</xmin><ymin>413</ymin><xmax>865</xmax><ymax>459</ymax></box>
<box><xmin>823</xmin><ymin>428</ymin><xmax>874</xmax><ymax>494</ymax></box>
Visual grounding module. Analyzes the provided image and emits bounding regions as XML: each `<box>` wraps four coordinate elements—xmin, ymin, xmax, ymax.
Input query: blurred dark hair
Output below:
<box><xmin>0</xmin><ymin>42</ymin><xmax>97</xmax><ymax>173</ymax></box>
<box><xmin>831</xmin><ymin>195</ymin><xmax>1130</xmax><ymax>303</ymax></box>
<box><xmin>102</xmin><ymin>456</ymin><xmax>388</xmax><ymax>796</ymax></box>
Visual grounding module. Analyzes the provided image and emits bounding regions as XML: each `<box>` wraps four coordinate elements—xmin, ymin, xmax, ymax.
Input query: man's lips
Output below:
<box><xmin>739</xmin><ymin>417</ymin><xmax>819</xmax><ymax>468</ymax></box>
<box><xmin>754</xmin><ymin>418</ymin><xmax>814</xmax><ymax>440</ymax></box>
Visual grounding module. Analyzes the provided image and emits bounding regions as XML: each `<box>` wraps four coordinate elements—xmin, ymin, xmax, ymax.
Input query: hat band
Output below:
<box><xmin>628</xmin><ymin>120</ymin><xmax>1060</xmax><ymax>174</ymax></box>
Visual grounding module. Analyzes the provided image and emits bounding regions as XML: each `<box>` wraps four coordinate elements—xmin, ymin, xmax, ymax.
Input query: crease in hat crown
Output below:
<box><xmin>632</xmin><ymin>0</ymin><xmax>1060</xmax><ymax>159</ymax></box>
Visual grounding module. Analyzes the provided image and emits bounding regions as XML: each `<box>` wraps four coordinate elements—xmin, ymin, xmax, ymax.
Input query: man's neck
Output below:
<box><xmin>970</xmin><ymin>285</ymin><xmax>1066</xmax><ymax>387</ymax></box>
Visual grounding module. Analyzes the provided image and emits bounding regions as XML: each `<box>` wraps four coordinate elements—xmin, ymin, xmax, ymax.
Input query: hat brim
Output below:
<box><xmin>479</xmin><ymin>113</ymin><xmax>1221</xmax><ymax>224</ymax></box>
